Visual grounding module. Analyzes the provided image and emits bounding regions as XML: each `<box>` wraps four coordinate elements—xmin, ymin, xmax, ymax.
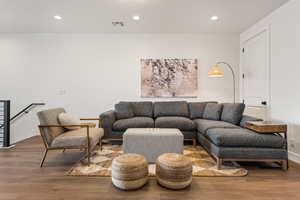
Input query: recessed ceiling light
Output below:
<box><xmin>132</xmin><ymin>15</ymin><xmax>140</xmax><ymax>21</ymax></box>
<box><xmin>210</xmin><ymin>16</ymin><xmax>219</xmax><ymax>21</ymax></box>
<box><xmin>54</xmin><ymin>15</ymin><xmax>62</xmax><ymax>20</ymax></box>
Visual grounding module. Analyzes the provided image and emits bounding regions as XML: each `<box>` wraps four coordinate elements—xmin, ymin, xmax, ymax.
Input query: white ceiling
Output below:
<box><xmin>0</xmin><ymin>0</ymin><xmax>289</xmax><ymax>33</ymax></box>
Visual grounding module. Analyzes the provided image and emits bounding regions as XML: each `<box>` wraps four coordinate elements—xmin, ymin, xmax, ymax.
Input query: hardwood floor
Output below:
<box><xmin>1</xmin><ymin>136</ymin><xmax>300</xmax><ymax>200</ymax></box>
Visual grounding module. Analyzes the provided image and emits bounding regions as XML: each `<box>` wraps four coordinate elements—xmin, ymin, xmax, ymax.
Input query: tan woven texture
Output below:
<box><xmin>111</xmin><ymin>153</ymin><xmax>148</xmax><ymax>190</ymax></box>
<box><xmin>156</xmin><ymin>153</ymin><xmax>192</xmax><ymax>189</ymax></box>
<box><xmin>66</xmin><ymin>145</ymin><xmax>248</xmax><ymax>177</ymax></box>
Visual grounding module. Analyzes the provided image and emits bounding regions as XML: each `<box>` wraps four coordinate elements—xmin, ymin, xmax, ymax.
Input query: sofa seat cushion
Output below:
<box><xmin>113</xmin><ymin>117</ymin><xmax>154</xmax><ymax>131</ymax></box>
<box><xmin>155</xmin><ymin>117</ymin><xmax>196</xmax><ymax>131</ymax></box>
<box><xmin>205</xmin><ymin>128</ymin><xmax>286</xmax><ymax>148</ymax></box>
<box><xmin>51</xmin><ymin>128</ymin><xmax>104</xmax><ymax>148</ymax></box>
<box><xmin>194</xmin><ymin>119</ymin><xmax>239</xmax><ymax>134</ymax></box>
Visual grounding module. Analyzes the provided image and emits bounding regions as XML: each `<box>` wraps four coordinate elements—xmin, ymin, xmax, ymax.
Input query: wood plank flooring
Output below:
<box><xmin>1</xmin><ymin>136</ymin><xmax>300</xmax><ymax>200</ymax></box>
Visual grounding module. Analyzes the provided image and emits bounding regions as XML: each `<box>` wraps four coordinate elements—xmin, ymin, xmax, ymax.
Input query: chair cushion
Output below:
<box><xmin>37</xmin><ymin>108</ymin><xmax>66</xmax><ymax>145</ymax></box>
<box><xmin>51</xmin><ymin>128</ymin><xmax>104</xmax><ymax>148</ymax></box>
<box><xmin>203</xmin><ymin>103</ymin><xmax>223</xmax><ymax>120</ymax></box>
<box><xmin>188</xmin><ymin>101</ymin><xmax>218</xmax><ymax>119</ymax></box>
<box><xmin>205</xmin><ymin>128</ymin><xmax>286</xmax><ymax>148</ymax></box>
<box><xmin>154</xmin><ymin>101</ymin><xmax>189</xmax><ymax>118</ymax></box>
<box><xmin>155</xmin><ymin>117</ymin><xmax>196</xmax><ymax>131</ymax></box>
<box><xmin>221</xmin><ymin>103</ymin><xmax>245</xmax><ymax>125</ymax></box>
<box><xmin>130</xmin><ymin>101</ymin><xmax>153</xmax><ymax>117</ymax></box>
<box><xmin>114</xmin><ymin>102</ymin><xmax>134</xmax><ymax>120</ymax></box>
<box><xmin>58</xmin><ymin>113</ymin><xmax>81</xmax><ymax>130</ymax></box>
<box><xmin>194</xmin><ymin>119</ymin><xmax>239</xmax><ymax>134</ymax></box>
<box><xmin>113</xmin><ymin>117</ymin><xmax>154</xmax><ymax>131</ymax></box>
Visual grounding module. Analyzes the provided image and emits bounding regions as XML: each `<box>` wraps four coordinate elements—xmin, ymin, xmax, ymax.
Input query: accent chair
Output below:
<box><xmin>37</xmin><ymin>108</ymin><xmax>104</xmax><ymax>167</ymax></box>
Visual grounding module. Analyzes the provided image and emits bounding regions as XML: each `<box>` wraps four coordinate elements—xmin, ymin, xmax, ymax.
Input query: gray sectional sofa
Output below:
<box><xmin>100</xmin><ymin>101</ymin><xmax>288</xmax><ymax>169</ymax></box>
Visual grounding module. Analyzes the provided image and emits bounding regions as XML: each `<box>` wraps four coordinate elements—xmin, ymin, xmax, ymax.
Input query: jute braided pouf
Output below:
<box><xmin>112</xmin><ymin>153</ymin><xmax>148</xmax><ymax>190</ymax></box>
<box><xmin>156</xmin><ymin>153</ymin><xmax>192</xmax><ymax>190</ymax></box>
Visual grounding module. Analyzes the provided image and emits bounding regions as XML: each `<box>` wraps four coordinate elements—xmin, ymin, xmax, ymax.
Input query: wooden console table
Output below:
<box><xmin>246</xmin><ymin>121</ymin><xmax>288</xmax><ymax>170</ymax></box>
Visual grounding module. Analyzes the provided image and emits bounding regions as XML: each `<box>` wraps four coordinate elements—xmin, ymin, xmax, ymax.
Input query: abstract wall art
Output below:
<box><xmin>141</xmin><ymin>58</ymin><xmax>198</xmax><ymax>97</ymax></box>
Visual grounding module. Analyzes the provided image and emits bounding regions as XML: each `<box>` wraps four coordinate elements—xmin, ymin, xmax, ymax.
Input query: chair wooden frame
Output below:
<box><xmin>38</xmin><ymin>118</ymin><xmax>102</xmax><ymax>167</ymax></box>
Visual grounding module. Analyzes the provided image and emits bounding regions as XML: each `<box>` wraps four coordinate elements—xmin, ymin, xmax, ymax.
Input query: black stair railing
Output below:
<box><xmin>0</xmin><ymin>101</ymin><xmax>45</xmax><ymax>148</ymax></box>
<box><xmin>0</xmin><ymin>100</ymin><xmax>10</xmax><ymax>148</ymax></box>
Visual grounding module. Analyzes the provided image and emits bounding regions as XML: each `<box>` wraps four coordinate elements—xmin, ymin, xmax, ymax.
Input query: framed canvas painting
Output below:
<box><xmin>141</xmin><ymin>58</ymin><xmax>198</xmax><ymax>97</ymax></box>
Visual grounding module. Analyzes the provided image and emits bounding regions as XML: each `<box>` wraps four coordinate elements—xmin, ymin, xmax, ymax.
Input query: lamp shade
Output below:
<box><xmin>208</xmin><ymin>65</ymin><xmax>224</xmax><ymax>77</ymax></box>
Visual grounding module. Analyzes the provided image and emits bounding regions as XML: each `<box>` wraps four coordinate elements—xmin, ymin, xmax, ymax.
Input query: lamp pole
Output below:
<box><xmin>216</xmin><ymin>62</ymin><xmax>236</xmax><ymax>103</ymax></box>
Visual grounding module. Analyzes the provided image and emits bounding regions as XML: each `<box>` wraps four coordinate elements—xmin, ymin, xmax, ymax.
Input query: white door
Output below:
<box><xmin>241</xmin><ymin>29</ymin><xmax>270</xmax><ymax>119</ymax></box>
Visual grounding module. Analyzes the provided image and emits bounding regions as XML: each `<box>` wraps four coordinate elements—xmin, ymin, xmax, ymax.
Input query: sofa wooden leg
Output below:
<box><xmin>62</xmin><ymin>148</ymin><xmax>66</xmax><ymax>153</ymax></box>
<box><xmin>282</xmin><ymin>160</ymin><xmax>288</xmax><ymax>171</ymax></box>
<box><xmin>217</xmin><ymin>158</ymin><xmax>223</xmax><ymax>170</ymax></box>
<box><xmin>40</xmin><ymin>149</ymin><xmax>48</xmax><ymax>168</ymax></box>
<box><xmin>193</xmin><ymin>139</ymin><xmax>196</xmax><ymax>147</ymax></box>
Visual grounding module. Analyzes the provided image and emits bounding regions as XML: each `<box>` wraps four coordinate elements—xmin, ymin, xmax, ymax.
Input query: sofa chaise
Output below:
<box><xmin>100</xmin><ymin>101</ymin><xmax>288</xmax><ymax>169</ymax></box>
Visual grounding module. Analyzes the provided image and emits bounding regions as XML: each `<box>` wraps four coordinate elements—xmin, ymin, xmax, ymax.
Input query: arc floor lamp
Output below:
<box><xmin>208</xmin><ymin>62</ymin><xmax>236</xmax><ymax>103</ymax></box>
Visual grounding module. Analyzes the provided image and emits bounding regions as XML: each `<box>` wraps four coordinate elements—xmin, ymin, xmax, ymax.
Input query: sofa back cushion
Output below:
<box><xmin>221</xmin><ymin>103</ymin><xmax>245</xmax><ymax>125</ymax></box>
<box><xmin>130</xmin><ymin>101</ymin><xmax>153</xmax><ymax>117</ymax></box>
<box><xmin>188</xmin><ymin>101</ymin><xmax>218</xmax><ymax>119</ymax></box>
<box><xmin>154</xmin><ymin>101</ymin><xmax>189</xmax><ymax>118</ymax></box>
<box><xmin>203</xmin><ymin>103</ymin><xmax>223</xmax><ymax>120</ymax></box>
<box><xmin>114</xmin><ymin>102</ymin><xmax>134</xmax><ymax>120</ymax></box>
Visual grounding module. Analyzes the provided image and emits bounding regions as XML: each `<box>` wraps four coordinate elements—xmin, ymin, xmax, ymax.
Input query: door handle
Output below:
<box><xmin>261</xmin><ymin>101</ymin><xmax>267</xmax><ymax>105</ymax></box>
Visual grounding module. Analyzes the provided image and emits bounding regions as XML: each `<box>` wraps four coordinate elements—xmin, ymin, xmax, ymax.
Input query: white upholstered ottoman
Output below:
<box><xmin>123</xmin><ymin>128</ymin><xmax>184</xmax><ymax>163</ymax></box>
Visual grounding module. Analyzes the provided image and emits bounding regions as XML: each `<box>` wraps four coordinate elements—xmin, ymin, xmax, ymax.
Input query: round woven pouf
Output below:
<box><xmin>156</xmin><ymin>153</ymin><xmax>192</xmax><ymax>190</ymax></box>
<box><xmin>111</xmin><ymin>153</ymin><xmax>148</xmax><ymax>190</ymax></box>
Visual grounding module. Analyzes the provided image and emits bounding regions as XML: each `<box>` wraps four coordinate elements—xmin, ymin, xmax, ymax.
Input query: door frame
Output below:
<box><xmin>240</xmin><ymin>25</ymin><xmax>271</xmax><ymax>119</ymax></box>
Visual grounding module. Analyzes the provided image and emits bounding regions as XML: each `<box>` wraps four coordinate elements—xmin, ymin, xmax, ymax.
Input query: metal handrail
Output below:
<box><xmin>0</xmin><ymin>103</ymin><xmax>45</xmax><ymax>129</ymax></box>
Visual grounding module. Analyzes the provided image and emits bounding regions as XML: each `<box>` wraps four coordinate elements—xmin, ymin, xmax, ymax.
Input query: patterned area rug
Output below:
<box><xmin>66</xmin><ymin>145</ymin><xmax>248</xmax><ymax>177</ymax></box>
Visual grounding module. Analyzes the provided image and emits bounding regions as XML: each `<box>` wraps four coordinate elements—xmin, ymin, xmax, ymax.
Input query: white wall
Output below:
<box><xmin>0</xmin><ymin>33</ymin><xmax>239</xmax><ymax>143</ymax></box>
<box><xmin>241</xmin><ymin>0</ymin><xmax>300</xmax><ymax>162</ymax></box>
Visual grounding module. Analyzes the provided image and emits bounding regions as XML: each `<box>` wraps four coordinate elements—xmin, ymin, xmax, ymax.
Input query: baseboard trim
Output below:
<box><xmin>289</xmin><ymin>151</ymin><xmax>300</xmax><ymax>164</ymax></box>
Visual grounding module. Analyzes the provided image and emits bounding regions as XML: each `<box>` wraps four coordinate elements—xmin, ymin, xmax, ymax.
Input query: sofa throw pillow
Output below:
<box><xmin>189</xmin><ymin>101</ymin><xmax>218</xmax><ymax>119</ymax></box>
<box><xmin>114</xmin><ymin>102</ymin><xmax>134</xmax><ymax>120</ymax></box>
<box><xmin>221</xmin><ymin>103</ymin><xmax>246</xmax><ymax>125</ymax></box>
<box><xmin>58</xmin><ymin>113</ymin><xmax>81</xmax><ymax>130</ymax></box>
<box><xmin>203</xmin><ymin>103</ymin><xmax>223</xmax><ymax>120</ymax></box>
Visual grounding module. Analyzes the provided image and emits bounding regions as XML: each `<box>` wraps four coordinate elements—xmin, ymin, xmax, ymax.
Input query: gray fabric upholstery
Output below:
<box><xmin>153</xmin><ymin>101</ymin><xmax>189</xmax><ymax>118</ymax></box>
<box><xmin>100</xmin><ymin>110</ymin><xmax>116</xmax><ymax>139</ymax></box>
<box><xmin>155</xmin><ymin>116</ymin><xmax>196</xmax><ymax>131</ymax></box>
<box><xmin>203</xmin><ymin>103</ymin><xmax>223</xmax><ymax>120</ymax></box>
<box><xmin>123</xmin><ymin>128</ymin><xmax>183</xmax><ymax>162</ymax></box>
<box><xmin>113</xmin><ymin>117</ymin><xmax>154</xmax><ymax>131</ymax></box>
<box><xmin>240</xmin><ymin>115</ymin><xmax>263</xmax><ymax>128</ymax></box>
<box><xmin>194</xmin><ymin>119</ymin><xmax>239</xmax><ymax>134</ymax></box>
<box><xmin>205</xmin><ymin>128</ymin><xmax>286</xmax><ymax>148</ymax></box>
<box><xmin>51</xmin><ymin>128</ymin><xmax>103</xmax><ymax>148</ymax></box>
<box><xmin>181</xmin><ymin>131</ymin><xmax>197</xmax><ymax>139</ymax></box>
<box><xmin>188</xmin><ymin>101</ymin><xmax>218</xmax><ymax>119</ymax></box>
<box><xmin>198</xmin><ymin>133</ymin><xmax>287</xmax><ymax>159</ymax></box>
<box><xmin>37</xmin><ymin>108</ymin><xmax>66</xmax><ymax>145</ymax></box>
<box><xmin>221</xmin><ymin>103</ymin><xmax>245</xmax><ymax>125</ymax></box>
<box><xmin>130</xmin><ymin>101</ymin><xmax>153</xmax><ymax>117</ymax></box>
<box><xmin>114</xmin><ymin>102</ymin><xmax>134</xmax><ymax>120</ymax></box>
